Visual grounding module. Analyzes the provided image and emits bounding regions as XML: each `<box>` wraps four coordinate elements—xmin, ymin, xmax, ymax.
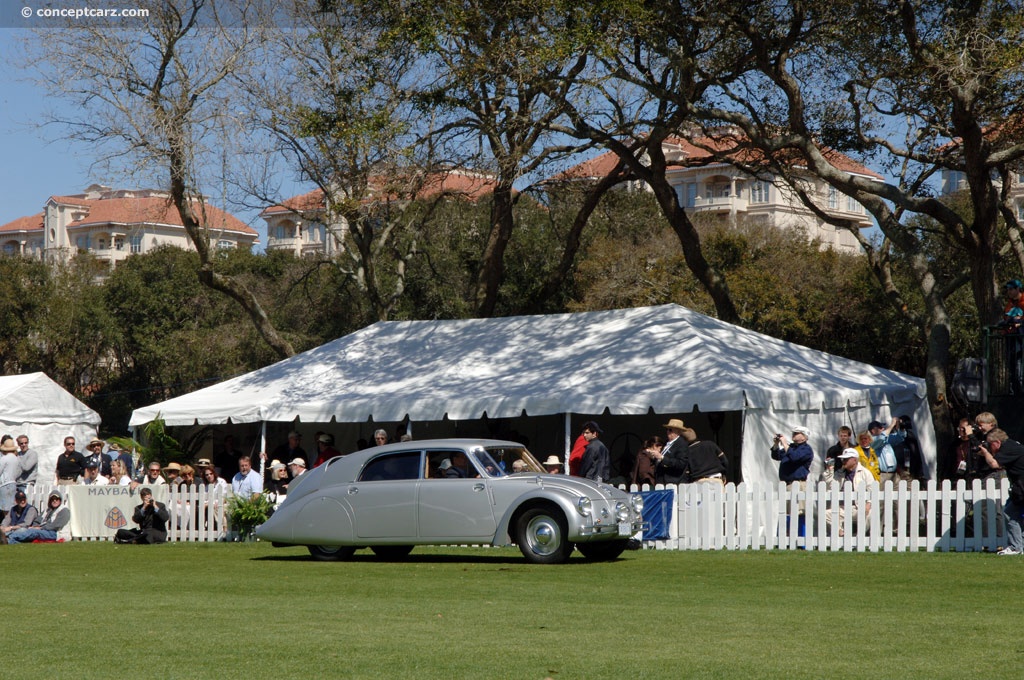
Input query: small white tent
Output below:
<box><xmin>0</xmin><ymin>372</ymin><xmax>102</xmax><ymax>483</ymax></box>
<box><xmin>129</xmin><ymin>305</ymin><xmax>936</xmax><ymax>485</ymax></box>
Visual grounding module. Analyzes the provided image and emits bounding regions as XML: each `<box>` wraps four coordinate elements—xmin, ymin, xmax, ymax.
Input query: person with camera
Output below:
<box><xmin>771</xmin><ymin>427</ymin><xmax>813</xmax><ymax>524</ymax></box>
<box><xmin>114</xmin><ymin>488</ymin><xmax>170</xmax><ymax>544</ymax></box>
<box><xmin>963</xmin><ymin>413</ymin><xmax>1004</xmax><ymax>484</ymax></box>
<box><xmin>977</xmin><ymin>429</ymin><xmax>1024</xmax><ymax>555</ymax></box>
<box><xmin>770</xmin><ymin>427</ymin><xmax>813</xmax><ymax>486</ymax></box>
<box><xmin>868</xmin><ymin>418</ymin><xmax>905</xmax><ymax>487</ymax></box>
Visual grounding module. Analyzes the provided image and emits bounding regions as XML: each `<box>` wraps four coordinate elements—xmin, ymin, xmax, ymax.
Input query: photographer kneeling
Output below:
<box><xmin>115</xmin><ymin>488</ymin><xmax>170</xmax><ymax>545</ymax></box>
<box><xmin>977</xmin><ymin>430</ymin><xmax>1024</xmax><ymax>556</ymax></box>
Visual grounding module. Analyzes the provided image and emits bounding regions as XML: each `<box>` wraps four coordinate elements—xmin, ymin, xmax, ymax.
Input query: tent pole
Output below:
<box><xmin>563</xmin><ymin>413</ymin><xmax>571</xmax><ymax>475</ymax></box>
<box><xmin>259</xmin><ymin>421</ymin><xmax>267</xmax><ymax>478</ymax></box>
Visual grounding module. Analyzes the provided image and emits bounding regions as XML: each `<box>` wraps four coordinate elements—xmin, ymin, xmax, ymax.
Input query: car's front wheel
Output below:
<box><xmin>371</xmin><ymin>545</ymin><xmax>414</xmax><ymax>560</ymax></box>
<box><xmin>307</xmin><ymin>545</ymin><xmax>356</xmax><ymax>561</ymax></box>
<box><xmin>516</xmin><ymin>507</ymin><xmax>573</xmax><ymax>564</ymax></box>
<box><xmin>576</xmin><ymin>539</ymin><xmax>628</xmax><ymax>561</ymax></box>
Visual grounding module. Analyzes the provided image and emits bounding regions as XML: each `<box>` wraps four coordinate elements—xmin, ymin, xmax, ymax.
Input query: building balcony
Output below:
<box><xmin>266</xmin><ymin>238</ymin><xmax>329</xmax><ymax>255</ymax></box>
<box><xmin>691</xmin><ymin>195</ymin><xmax>748</xmax><ymax>213</ymax></box>
<box><xmin>90</xmin><ymin>247</ymin><xmax>132</xmax><ymax>263</ymax></box>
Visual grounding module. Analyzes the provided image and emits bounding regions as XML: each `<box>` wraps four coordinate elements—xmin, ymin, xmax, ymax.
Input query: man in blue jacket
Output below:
<box><xmin>771</xmin><ymin>426</ymin><xmax>814</xmax><ymax>523</ymax></box>
<box><xmin>771</xmin><ymin>426</ymin><xmax>814</xmax><ymax>485</ymax></box>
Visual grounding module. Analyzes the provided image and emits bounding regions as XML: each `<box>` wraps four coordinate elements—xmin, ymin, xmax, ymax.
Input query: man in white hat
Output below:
<box><xmin>651</xmin><ymin>418</ymin><xmax>688</xmax><ymax>484</ymax></box>
<box><xmin>542</xmin><ymin>456</ymin><xmax>563</xmax><ymax>474</ymax></box>
<box><xmin>771</xmin><ymin>425</ymin><xmax>814</xmax><ymax>519</ymax></box>
<box><xmin>825</xmin><ymin>448</ymin><xmax>873</xmax><ymax>536</ymax></box>
<box><xmin>287</xmin><ymin>458</ymin><xmax>307</xmax><ymax>480</ymax></box>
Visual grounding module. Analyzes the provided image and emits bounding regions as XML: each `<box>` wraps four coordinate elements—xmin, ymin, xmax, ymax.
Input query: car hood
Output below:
<box><xmin>513</xmin><ymin>474</ymin><xmax>629</xmax><ymax>501</ymax></box>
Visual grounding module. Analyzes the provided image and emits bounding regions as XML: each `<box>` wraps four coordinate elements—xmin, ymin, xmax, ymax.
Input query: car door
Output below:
<box><xmin>350</xmin><ymin>450</ymin><xmax>422</xmax><ymax>539</ymax></box>
<box><xmin>418</xmin><ymin>449</ymin><xmax>497</xmax><ymax>540</ymax></box>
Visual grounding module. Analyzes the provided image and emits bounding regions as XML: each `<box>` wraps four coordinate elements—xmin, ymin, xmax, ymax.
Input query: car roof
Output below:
<box><xmin>352</xmin><ymin>438</ymin><xmax>524</xmax><ymax>456</ymax></box>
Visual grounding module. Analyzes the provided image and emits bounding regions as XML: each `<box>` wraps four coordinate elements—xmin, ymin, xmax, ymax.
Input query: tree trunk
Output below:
<box><xmin>475</xmin><ymin>184</ymin><xmax>517</xmax><ymax>318</ymax></box>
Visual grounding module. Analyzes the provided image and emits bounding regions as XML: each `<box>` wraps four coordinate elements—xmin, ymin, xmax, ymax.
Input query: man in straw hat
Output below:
<box><xmin>0</xmin><ymin>438</ymin><xmax>21</xmax><ymax>518</ymax></box>
<box><xmin>651</xmin><ymin>418</ymin><xmax>689</xmax><ymax>484</ymax></box>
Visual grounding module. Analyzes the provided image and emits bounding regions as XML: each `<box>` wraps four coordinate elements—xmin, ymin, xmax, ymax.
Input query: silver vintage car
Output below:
<box><xmin>255</xmin><ymin>438</ymin><xmax>644</xmax><ymax>564</ymax></box>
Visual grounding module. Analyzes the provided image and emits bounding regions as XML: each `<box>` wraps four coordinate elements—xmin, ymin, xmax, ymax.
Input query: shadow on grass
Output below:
<box><xmin>249</xmin><ymin>549</ymin><xmax>630</xmax><ymax>565</ymax></box>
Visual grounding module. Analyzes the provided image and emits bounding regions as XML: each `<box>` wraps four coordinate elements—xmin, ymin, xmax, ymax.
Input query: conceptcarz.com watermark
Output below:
<box><xmin>3</xmin><ymin>4</ymin><xmax>151</xmax><ymax>27</ymax></box>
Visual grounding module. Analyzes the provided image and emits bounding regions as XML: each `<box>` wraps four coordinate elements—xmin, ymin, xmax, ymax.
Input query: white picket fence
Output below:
<box><xmin>624</xmin><ymin>479</ymin><xmax>1013</xmax><ymax>552</ymax></box>
<box><xmin>164</xmin><ymin>486</ymin><xmax>232</xmax><ymax>542</ymax></box>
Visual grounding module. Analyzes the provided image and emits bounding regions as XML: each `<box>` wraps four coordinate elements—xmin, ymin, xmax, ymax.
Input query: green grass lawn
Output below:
<box><xmin>2</xmin><ymin>543</ymin><xmax>1018</xmax><ymax>679</ymax></box>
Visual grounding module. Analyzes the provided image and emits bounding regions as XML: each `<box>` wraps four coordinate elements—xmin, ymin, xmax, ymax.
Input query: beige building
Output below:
<box><xmin>556</xmin><ymin>134</ymin><xmax>881</xmax><ymax>254</ymax></box>
<box><xmin>0</xmin><ymin>184</ymin><xmax>258</xmax><ymax>263</ymax></box>
<box><xmin>261</xmin><ymin>169</ymin><xmax>498</xmax><ymax>256</ymax></box>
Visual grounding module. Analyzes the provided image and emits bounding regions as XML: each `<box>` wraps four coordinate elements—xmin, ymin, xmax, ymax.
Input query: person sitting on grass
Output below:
<box><xmin>6</xmin><ymin>490</ymin><xmax>70</xmax><ymax>544</ymax></box>
<box><xmin>1</xmin><ymin>490</ymin><xmax>37</xmax><ymax>541</ymax></box>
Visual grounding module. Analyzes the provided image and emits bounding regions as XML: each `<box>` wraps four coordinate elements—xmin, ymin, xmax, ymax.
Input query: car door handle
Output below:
<box><xmin>348</xmin><ymin>486</ymin><xmax>358</xmax><ymax>495</ymax></box>
<box><xmin>473</xmin><ymin>483</ymin><xmax>485</xmax><ymax>492</ymax></box>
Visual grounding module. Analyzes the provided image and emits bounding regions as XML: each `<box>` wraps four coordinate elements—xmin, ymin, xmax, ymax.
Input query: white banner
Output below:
<box><xmin>65</xmin><ymin>485</ymin><xmax>170</xmax><ymax>539</ymax></box>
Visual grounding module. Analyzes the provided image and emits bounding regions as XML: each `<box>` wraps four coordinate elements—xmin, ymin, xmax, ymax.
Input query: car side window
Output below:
<box><xmin>425</xmin><ymin>450</ymin><xmax>468</xmax><ymax>478</ymax></box>
<box><xmin>358</xmin><ymin>451</ymin><xmax>422</xmax><ymax>482</ymax></box>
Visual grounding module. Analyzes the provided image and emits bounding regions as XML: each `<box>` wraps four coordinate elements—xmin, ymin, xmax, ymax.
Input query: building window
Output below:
<box><xmin>114</xmin><ymin>237</ymin><xmax>125</xmax><ymax>251</ymax></box>
<box><xmin>76</xmin><ymin>235</ymin><xmax>90</xmax><ymax>251</ymax></box>
<box><xmin>751</xmin><ymin>181</ymin><xmax>770</xmax><ymax>204</ymax></box>
<box><xmin>130</xmin><ymin>234</ymin><xmax>142</xmax><ymax>253</ymax></box>
<box><xmin>828</xmin><ymin>185</ymin><xmax>838</xmax><ymax>209</ymax></box>
<box><xmin>97</xmin><ymin>238</ymin><xmax>108</xmax><ymax>251</ymax></box>
<box><xmin>274</xmin><ymin>224</ymin><xmax>287</xmax><ymax>240</ymax></box>
<box><xmin>847</xmin><ymin>195</ymin><xmax>858</xmax><ymax>212</ymax></box>
<box><xmin>945</xmin><ymin>170</ymin><xmax>966</xmax><ymax>193</ymax></box>
<box><xmin>217</xmin><ymin>240</ymin><xmax>235</xmax><ymax>249</ymax></box>
<box><xmin>3</xmin><ymin>242</ymin><xmax>16</xmax><ymax>256</ymax></box>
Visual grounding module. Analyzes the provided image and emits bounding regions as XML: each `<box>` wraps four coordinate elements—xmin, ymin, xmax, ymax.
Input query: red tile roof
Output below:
<box><xmin>60</xmin><ymin>196</ymin><xmax>256</xmax><ymax>235</ymax></box>
<box><xmin>0</xmin><ymin>193</ymin><xmax>256</xmax><ymax>236</ymax></box>
<box><xmin>553</xmin><ymin>134</ymin><xmax>883</xmax><ymax>182</ymax></box>
<box><xmin>262</xmin><ymin>170</ymin><xmax>498</xmax><ymax>217</ymax></box>
<box><xmin>0</xmin><ymin>212</ymin><xmax>44</xmax><ymax>234</ymax></box>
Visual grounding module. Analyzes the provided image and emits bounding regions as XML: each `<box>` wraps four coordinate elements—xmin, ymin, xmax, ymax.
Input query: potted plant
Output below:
<box><xmin>225</xmin><ymin>493</ymin><xmax>275</xmax><ymax>541</ymax></box>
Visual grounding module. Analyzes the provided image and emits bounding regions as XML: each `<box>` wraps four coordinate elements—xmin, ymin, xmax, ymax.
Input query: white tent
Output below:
<box><xmin>129</xmin><ymin>304</ymin><xmax>936</xmax><ymax>485</ymax></box>
<box><xmin>0</xmin><ymin>372</ymin><xmax>102</xmax><ymax>483</ymax></box>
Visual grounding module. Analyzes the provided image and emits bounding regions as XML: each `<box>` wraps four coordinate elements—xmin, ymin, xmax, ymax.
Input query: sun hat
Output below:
<box><xmin>662</xmin><ymin>418</ymin><xmax>686</xmax><ymax>431</ymax></box>
<box><xmin>542</xmin><ymin>455</ymin><xmax>562</xmax><ymax>467</ymax></box>
<box><xmin>288</xmin><ymin>458</ymin><xmax>306</xmax><ymax>467</ymax></box>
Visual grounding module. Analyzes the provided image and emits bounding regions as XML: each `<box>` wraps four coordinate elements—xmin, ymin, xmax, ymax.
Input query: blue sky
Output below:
<box><xmin>0</xmin><ymin>32</ymin><xmax>98</xmax><ymax>223</ymax></box>
<box><xmin>0</xmin><ymin>28</ymin><xmax>273</xmax><ymax>245</ymax></box>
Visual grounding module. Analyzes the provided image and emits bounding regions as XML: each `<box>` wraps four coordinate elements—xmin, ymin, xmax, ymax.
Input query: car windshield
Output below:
<box><xmin>475</xmin><ymin>446</ymin><xmax>544</xmax><ymax>477</ymax></box>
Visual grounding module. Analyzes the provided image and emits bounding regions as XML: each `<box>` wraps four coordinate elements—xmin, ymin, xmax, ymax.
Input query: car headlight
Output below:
<box><xmin>631</xmin><ymin>494</ymin><xmax>644</xmax><ymax>513</ymax></box>
<box><xmin>576</xmin><ymin>496</ymin><xmax>592</xmax><ymax>516</ymax></box>
<box><xmin>615</xmin><ymin>501</ymin><xmax>630</xmax><ymax>521</ymax></box>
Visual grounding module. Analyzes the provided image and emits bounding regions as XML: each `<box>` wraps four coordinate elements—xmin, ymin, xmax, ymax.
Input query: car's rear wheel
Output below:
<box><xmin>576</xmin><ymin>539</ymin><xmax>628</xmax><ymax>561</ymax></box>
<box><xmin>371</xmin><ymin>545</ymin><xmax>414</xmax><ymax>560</ymax></box>
<box><xmin>516</xmin><ymin>507</ymin><xmax>572</xmax><ymax>564</ymax></box>
<box><xmin>307</xmin><ymin>545</ymin><xmax>356</xmax><ymax>561</ymax></box>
